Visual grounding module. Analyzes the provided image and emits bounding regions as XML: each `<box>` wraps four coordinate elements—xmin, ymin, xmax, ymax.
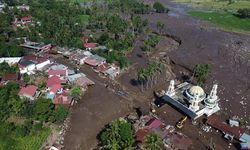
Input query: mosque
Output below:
<box><xmin>162</xmin><ymin>80</ymin><xmax>220</xmax><ymax>120</ymax></box>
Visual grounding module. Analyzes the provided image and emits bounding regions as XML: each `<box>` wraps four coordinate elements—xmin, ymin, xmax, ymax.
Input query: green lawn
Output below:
<box><xmin>175</xmin><ymin>0</ymin><xmax>250</xmax><ymax>10</ymax></box>
<box><xmin>189</xmin><ymin>11</ymin><xmax>250</xmax><ymax>34</ymax></box>
<box><xmin>79</xmin><ymin>14</ymin><xmax>90</xmax><ymax>24</ymax></box>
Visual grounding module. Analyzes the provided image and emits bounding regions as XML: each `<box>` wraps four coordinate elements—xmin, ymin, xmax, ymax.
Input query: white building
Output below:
<box><xmin>163</xmin><ymin>80</ymin><xmax>220</xmax><ymax>120</ymax></box>
<box><xmin>0</xmin><ymin>57</ymin><xmax>22</xmax><ymax>65</ymax></box>
<box><xmin>18</xmin><ymin>60</ymin><xmax>36</xmax><ymax>74</ymax></box>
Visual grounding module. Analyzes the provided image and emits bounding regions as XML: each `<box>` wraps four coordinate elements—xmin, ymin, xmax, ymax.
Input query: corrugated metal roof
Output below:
<box><xmin>240</xmin><ymin>133</ymin><xmax>250</xmax><ymax>143</ymax></box>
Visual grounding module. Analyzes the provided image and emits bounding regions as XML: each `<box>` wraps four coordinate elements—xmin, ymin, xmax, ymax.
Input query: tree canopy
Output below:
<box><xmin>100</xmin><ymin>119</ymin><xmax>135</xmax><ymax>150</ymax></box>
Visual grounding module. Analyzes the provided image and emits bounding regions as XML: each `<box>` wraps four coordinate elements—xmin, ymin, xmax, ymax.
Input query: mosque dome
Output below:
<box><xmin>189</xmin><ymin>86</ymin><xmax>205</xmax><ymax>96</ymax></box>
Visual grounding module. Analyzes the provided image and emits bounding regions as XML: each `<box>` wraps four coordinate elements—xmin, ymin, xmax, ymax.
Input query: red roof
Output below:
<box><xmin>19</xmin><ymin>85</ymin><xmax>37</xmax><ymax>97</ymax></box>
<box><xmin>50</xmin><ymin>84</ymin><xmax>62</xmax><ymax>93</ymax></box>
<box><xmin>46</xmin><ymin>76</ymin><xmax>66</xmax><ymax>87</ymax></box>
<box><xmin>84</xmin><ymin>43</ymin><xmax>97</xmax><ymax>49</ymax></box>
<box><xmin>2</xmin><ymin>74</ymin><xmax>19</xmax><ymax>81</ymax></box>
<box><xmin>21</xmin><ymin>17</ymin><xmax>31</xmax><ymax>21</ymax></box>
<box><xmin>48</xmin><ymin>70</ymin><xmax>66</xmax><ymax>76</ymax></box>
<box><xmin>146</xmin><ymin>118</ymin><xmax>163</xmax><ymax>129</ymax></box>
<box><xmin>207</xmin><ymin>116</ymin><xmax>245</xmax><ymax>140</ymax></box>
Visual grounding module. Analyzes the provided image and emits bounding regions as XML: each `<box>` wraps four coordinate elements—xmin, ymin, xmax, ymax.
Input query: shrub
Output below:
<box><xmin>236</xmin><ymin>8</ymin><xmax>250</xmax><ymax>18</ymax></box>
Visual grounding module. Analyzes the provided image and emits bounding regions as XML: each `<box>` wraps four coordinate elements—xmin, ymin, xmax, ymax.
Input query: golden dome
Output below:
<box><xmin>189</xmin><ymin>86</ymin><xmax>205</xmax><ymax>96</ymax></box>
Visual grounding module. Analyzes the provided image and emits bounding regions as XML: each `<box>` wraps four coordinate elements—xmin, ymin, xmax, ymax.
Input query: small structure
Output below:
<box><xmin>0</xmin><ymin>57</ymin><xmax>22</xmax><ymax>65</ymax></box>
<box><xmin>75</xmin><ymin>76</ymin><xmax>95</xmax><ymax>89</ymax></box>
<box><xmin>17</xmin><ymin>5</ymin><xmax>30</xmax><ymax>11</ymax></box>
<box><xmin>19</xmin><ymin>85</ymin><xmax>39</xmax><ymax>100</ymax></box>
<box><xmin>69</xmin><ymin>50</ymin><xmax>92</xmax><ymax>65</ymax></box>
<box><xmin>67</xmin><ymin>73</ymin><xmax>86</xmax><ymax>84</ymax></box>
<box><xmin>84</xmin><ymin>55</ymin><xmax>106</xmax><ymax>67</ymax></box>
<box><xmin>20</xmin><ymin>17</ymin><xmax>32</xmax><ymax>24</ymax></box>
<box><xmin>163</xmin><ymin>80</ymin><xmax>220</xmax><ymax>120</ymax></box>
<box><xmin>240</xmin><ymin>133</ymin><xmax>250</xmax><ymax>143</ymax></box>
<box><xmin>50</xmin><ymin>64</ymin><xmax>74</xmax><ymax>75</ymax></box>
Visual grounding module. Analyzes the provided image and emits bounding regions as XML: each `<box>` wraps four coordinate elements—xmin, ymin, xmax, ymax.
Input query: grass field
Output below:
<box><xmin>189</xmin><ymin>11</ymin><xmax>250</xmax><ymax>33</ymax></box>
<box><xmin>79</xmin><ymin>14</ymin><xmax>90</xmax><ymax>24</ymax></box>
<box><xmin>175</xmin><ymin>0</ymin><xmax>250</xmax><ymax>10</ymax></box>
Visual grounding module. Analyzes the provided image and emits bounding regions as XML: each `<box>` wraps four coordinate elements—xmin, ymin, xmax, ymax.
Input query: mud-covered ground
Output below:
<box><xmin>62</xmin><ymin>0</ymin><xmax>250</xmax><ymax>149</ymax></box>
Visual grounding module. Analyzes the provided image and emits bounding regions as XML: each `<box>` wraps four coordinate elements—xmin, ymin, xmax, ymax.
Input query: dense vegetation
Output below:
<box><xmin>137</xmin><ymin>62</ymin><xmax>163</xmax><ymax>91</ymax></box>
<box><xmin>193</xmin><ymin>64</ymin><xmax>211</xmax><ymax>85</ymax></box>
<box><xmin>87</xmin><ymin>0</ymin><xmax>152</xmax><ymax>68</ymax></box>
<box><xmin>153</xmin><ymin>1</ymin><xmax>169</xmax><ymax>13</ymax></box>
<box><xmin>0</xmin><ymin>62</ymin><xmax>19</xmax><ymax>76</ymax></box>
<box><xmin>237</xmin><ymin>8</ymin><xmax>250</xmax><ymax>18</ymax></box>
<box><xmin>0</xmin><ymin>69</ymin><xmax>69</xmax><ymax>149</ymax></box>
<box><xmin>100</xmin><ymin>119</ymin><xmax>135</xmax><ymax>150</ymax></box>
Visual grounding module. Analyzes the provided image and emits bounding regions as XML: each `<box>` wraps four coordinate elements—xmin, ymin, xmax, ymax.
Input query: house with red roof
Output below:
<box><xmin>84</xmin><ymin>43</ymin><xmax>97</xmax><ymax>50</ymax></box>
<box><xmin>46</xmin><ymin>76</ymin><xmax>66</xmax><ymax>88</ymax></box>
<box><xmin>20</xmin><ymin>16</ymin><xmax>32</xmax><ymax>24</ymax></box>
<box><xmin>19</xmin><ymin>85</ymin><xmax>39</xmax><ymax>100</ymax></box>
<box><xmin>84</xmin><ymin>55</ymin><xmax>106</xmax><ymax>67</ymax></box>
<box><xmin>49</xmin><ymin>84</ymin><xmax>63</xmax><ymax>94</ymax></box>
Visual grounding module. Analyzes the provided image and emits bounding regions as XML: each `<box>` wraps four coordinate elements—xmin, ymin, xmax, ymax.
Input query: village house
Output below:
<box><xmin>23</xmin><ymin>55</ymin><xmax>51</xmax><ymax>71</ymax></box>
<box><xmin>46</xmin><ymin>76</ymin><xmax>67</xmax><ymax>88</ymax></box>
<box><xmin>53</xmin><ymin>91</ymin><xmax>72</xmax><ymax>109</ymax></box>
<box><xmin>75</xmin><ymin>76</ymin><xmax>95</xmax><ymax>90</ymax></box>
<box><xmin>18</xmin><ymin>56</ymin><xmax>51</xmax><ymax>74</ymax></box>
<box><xmin>84</xmin><ymin>54</ymin><xmax>106</xmax><ymax>67</ymax></box>
<box><xmin>67</xmin><ymin>73</ymin><xmax>86</xmax><ymax>84</ymax></box>
<box><xmin>20</xmin><ymin>16</ymin><xmax>32</xmax><ymax>25</ymax></box>
<box><xmin>69</xmin><ymin>50</ymin><xmax>92</xmax><ymax>65</ymax></box>
<box><xmin>95</xmin><ymin>63</ymin><xmax>120</xmax><ymax>79</ymax></box>
<box><xmin>84</xmin><ymin>43</ymin><xmax>97</xmax><ymax>51</ymax></box>
<box><xmin>18</xmin><ymin>85</ymin><xmax>39</xmax><ymax>100</ymax></box>
<box><xmin>21</xmin><ymin>40</ymin><xmax>52</xmax><ymax>52</ymax></box>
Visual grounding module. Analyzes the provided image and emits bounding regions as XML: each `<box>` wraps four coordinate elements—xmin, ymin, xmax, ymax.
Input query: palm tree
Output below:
<box><xmin>137</xmin><ymin>69</ymin><xmax>147</xmax><ymax>92</ymax></box>
<box><xmin>144</xmin><ymin>133</ymin><xmax>163</xmax><ymax>150</ymax></box>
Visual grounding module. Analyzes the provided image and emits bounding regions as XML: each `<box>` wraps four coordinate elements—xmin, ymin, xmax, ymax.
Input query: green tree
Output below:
<box><xmin>193</xmin><ymin>64</ymin><xmax>211</xmax><ymax>85</ymax></box>
<box><xmin>100</xmin><ymin>120</ymin><xmax>135</xmax><ymax>150</ymax></box>
<box><xmin>70</xmin><ymin>86</ymin><xmax>82</xmax><ymax>101</ymax></box>
<box><xmin>54</xmin><ymin>105</ymin><xmax>69</xmax><ymax>123</ymax></box>
<box><xmin>33</xmin><ymin>97</ymin><xmax>54</xmax><ymax>122</ymax></box>
<box><xmin>22</xmin><ymin>73</ymin><xmax>30</xmax><ymax>84</ymax></box>
<box><xmin>237</xmin><ymin>8</ymin><xmax>250</xmax><ymax>18</ymax></box>
<box><xmin>153</xmin><ymin>2</ymin><xmax>169</xmax><ymax>13</ymax></box>
<box><xmin>156</xmin><ymin>21</ymin><xmax>165</xmax><ymax>34</ymax></box>
<box><xmin>144</xmin><ymin>133</ymin><xmax>163</xmax><ymax>150</ymax></box>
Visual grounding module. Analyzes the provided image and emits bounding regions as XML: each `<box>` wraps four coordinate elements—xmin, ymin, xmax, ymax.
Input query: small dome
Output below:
<box><xmin>189</xmin><ymin>86</ymin><xmax>205</xmax><ymax>96</ymax></box>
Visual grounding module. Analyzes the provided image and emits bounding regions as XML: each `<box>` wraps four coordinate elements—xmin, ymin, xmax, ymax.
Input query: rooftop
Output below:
<box><xmin>19</xmin><ymin>85</ymin><xmax>37</xmax><ymax>97</ymax></box>
<box><xmin>46</xmin><ymin>76</ymin><xmax>66</xmax><ymax>87</ymax></box>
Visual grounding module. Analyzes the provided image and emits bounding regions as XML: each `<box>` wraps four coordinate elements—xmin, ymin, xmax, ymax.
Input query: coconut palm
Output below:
<box><xmin>144</xmin><ymin>133</ymin><xmax>163</xmax><ymax>150</ymax></box>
